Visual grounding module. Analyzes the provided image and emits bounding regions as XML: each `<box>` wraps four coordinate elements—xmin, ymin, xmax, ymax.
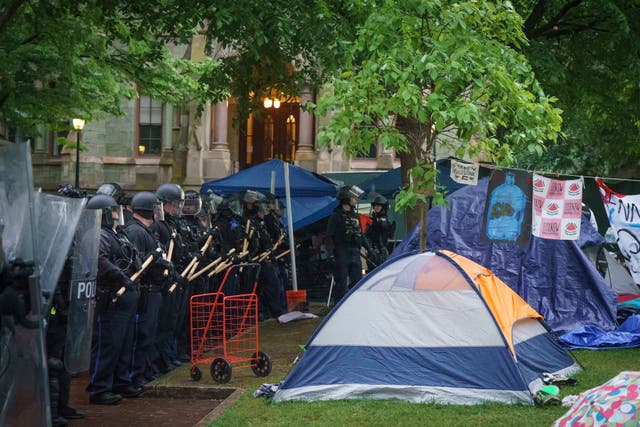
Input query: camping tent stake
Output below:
<box><xmin>284</xmin><ymin>162</ymin><xmax>298</xmax><ymax>291</ymax></box>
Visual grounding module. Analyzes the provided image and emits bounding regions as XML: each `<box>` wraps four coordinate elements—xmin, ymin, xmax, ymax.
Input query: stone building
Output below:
<box><xmin>21</xmin><ymin>36</ymin><xmax>399</xmax><ymax>192</ymax></box>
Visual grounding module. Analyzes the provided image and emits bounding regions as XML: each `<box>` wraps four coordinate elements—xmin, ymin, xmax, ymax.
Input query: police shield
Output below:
<box><xmin>64</xmin><ymin>208</ymin><xmax>100</xmax><ymax>374</ymax></box>
<box><xmin>0</xmin><ymin>143</ymin><xmax>48</xmax><ymax>427</ymax></box>
<box><xmin>35</xmin><ymin>192</ymin><xmax>86</xmax><ymax>309</ymax></box>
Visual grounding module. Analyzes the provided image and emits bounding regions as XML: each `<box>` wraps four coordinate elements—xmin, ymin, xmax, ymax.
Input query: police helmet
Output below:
<box><xmin>97</xmin><ymin>182</ymin><xmax>124</xmax><ymax>204</ymax></box>
<box><xmin>87</xmin><ymin>194</ymin><xmax>119</xmax><ymax>226</ymax></box>
<box><xmin>132</xmin><ymin>191</ymin><xmax>162</xmax><ymax>220</ymax></box>
<box><xmin>121</xmin><ymin>194</ymin><xmax>133</xmax><ymax>207</ymax></box>
<box><xmin>371</xmin><ymin>194</ymin><xmax>389</xmax><ymax>209</ymax></box>
<box><xmin>219</xmin><ymin>194</ymin><xmax>242</xmax><ymax>217</ymax></box>
<box><xmin>337</xmin><ymin>185</ymin><xmax>364</xmax><ymax>203</ymax></box>
<box><xmin>57</xmin><ymin>183</ymin><xmax>85</xmax><ymax>198</ymax></box>
<box><xmin>156</xmin><ymin>183</ymin><xmax>185</xmax><ymax>203</ymax></box>
<box><xmin>203</xmin><ymin>190</ymin><xmax>223</xmax><ymax>214</ymax></box>
<box><xmin>156</xmin><ymin>183</ymin><xmax>184</xmax><ymax>215</ymax></box>
<box><xmin>242</xmin><ymin>189</ymin><xmax>265</xmax><ymax>204</ymax></box>
<box><xmin>183</xmin><ymin>190</ymin><xmax>202</xmax><ymax>216</ymax></box>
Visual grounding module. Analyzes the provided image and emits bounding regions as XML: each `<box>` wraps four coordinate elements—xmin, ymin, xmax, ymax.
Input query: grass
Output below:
<box><xmin>161</xmin><ymin>304</ymin><xmax>639</xmax><ymax>427</ymax></box>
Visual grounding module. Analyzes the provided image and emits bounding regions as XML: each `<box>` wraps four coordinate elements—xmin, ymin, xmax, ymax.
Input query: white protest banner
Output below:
<box><xmin>597</xmin><ymin>178</ymin><xmax>640</xmax><ymax>283</ymax></box>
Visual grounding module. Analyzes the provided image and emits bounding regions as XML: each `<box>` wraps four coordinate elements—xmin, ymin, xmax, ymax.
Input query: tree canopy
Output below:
<box><xmin>0</xmin><ymin>0</ymin><xmax>363</xmax><ymax>133</ymax></box>
<box><xmin>313</xmin><ymin>0</ymin><xmax>563</xmax><ymax>243</ymax></box>
<box><xmin>513</xmin><ymin>0</ymin><xmax>640</xmax><ymax>176</ymax></box>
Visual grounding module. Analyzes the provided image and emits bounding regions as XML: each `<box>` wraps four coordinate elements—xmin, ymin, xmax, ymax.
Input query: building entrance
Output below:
<box><xmin>240</xmin><ymin>102</ymin><xmax>299</xmax><ymax>169</ymax></box>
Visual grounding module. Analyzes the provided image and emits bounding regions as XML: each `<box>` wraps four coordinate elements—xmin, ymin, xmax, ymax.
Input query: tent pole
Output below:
<box><xmin>270</xmin><ymin>171</ymin><xmax>276</xmax><ymax>194</ymax></box>
<box><xmin>284</xmin><ymin>162</ymin><xmax>298</xmax><ymax>291</ymax></box>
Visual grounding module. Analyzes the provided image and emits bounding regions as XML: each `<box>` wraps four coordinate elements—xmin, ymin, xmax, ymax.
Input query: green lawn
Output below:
<box><xmin>176</xmin><ymin>311</ymin><xmax>638</xmax><ymax>427</ymax></box>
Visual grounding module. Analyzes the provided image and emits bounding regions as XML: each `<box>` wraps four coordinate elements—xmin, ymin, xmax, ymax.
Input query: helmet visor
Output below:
<box><xmin>113</xmin><ymin>206</ymin><xmax>124</xmax><ymax>227</ymax></box>
<box><xmin>153</xmin><ymin>202</ymin><xmax>165</xmax><ymax>222</ymax></box>
<box><xmin>183</xmin><ymin>197</ymin><xmax>202</xmax><ymax>216</ymax></box>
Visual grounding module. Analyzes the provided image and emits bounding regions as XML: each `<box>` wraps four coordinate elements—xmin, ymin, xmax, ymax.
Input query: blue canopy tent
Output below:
<box><xmin>200</xmin><ymin>159</ymin><xmax>339</xmax><ymax>231</ymax></box>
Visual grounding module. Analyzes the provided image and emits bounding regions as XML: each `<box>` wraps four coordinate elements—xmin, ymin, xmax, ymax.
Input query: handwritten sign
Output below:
<box><xmin>450</xmin><ymin>159</ymin><xmax>479</xmax><ymax>186</ymax></box>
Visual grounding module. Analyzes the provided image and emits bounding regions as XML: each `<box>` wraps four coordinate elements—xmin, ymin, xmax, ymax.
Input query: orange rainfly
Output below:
<box><xmin>441</xmin><ymin>250</ymin><xmax>543</xmax><ymax>355</ymax></box>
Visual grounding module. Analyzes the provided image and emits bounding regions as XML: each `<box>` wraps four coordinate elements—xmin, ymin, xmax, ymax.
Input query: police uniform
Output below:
<box><xmin>88</xmin><ymin>224</ymin><xmax>141</xmax><ymax>402</ymax></box>
<box><xmin>365</xmin><ymin>202</ymin><xmax>394</xmax><ymax>269</ymax></box>
<box><xmin>251</xmin><ymin>209</ymin><xmax>286</xmax><ymax>319</ymax></box>
<box><xmin>125</xmin><ymin>217</ymin><xmax>167</xmax><ymax>384</ymax></box>
<box><xmin>264</xmin><ymin>206</ymin><xmax>289</xmax><ymax>311</ymax></box>
<box><xmin>326</xmin><ymin>203</ymin><xmax>364</xmax><ymax>302</ymax></box>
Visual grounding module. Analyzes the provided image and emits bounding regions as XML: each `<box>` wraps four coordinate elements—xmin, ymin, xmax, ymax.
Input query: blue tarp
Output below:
<box><xmin>358</xmin><ymin>167</ymin><xmax>401</xmax><ymax>199</ymax></box>
<box><xmin>392</xmin><ymin>177</ymin><xmax>618</xmax><ymax>334</ymax></box>
<box><xmin>200</xmin><ymin>159</ymin><xmax>339</xmax><ymax>231</ymax></box>
<box><xmin>559</xmin><ymin>315</ymin><xmax>640</xmax><ymax>349</ymax></box>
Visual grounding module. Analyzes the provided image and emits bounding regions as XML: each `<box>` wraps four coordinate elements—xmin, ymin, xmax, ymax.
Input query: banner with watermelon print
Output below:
<box><xmin>531</xmin><ymin>174</ymin><xmax>583</xmax><ymax>240</ymax></box>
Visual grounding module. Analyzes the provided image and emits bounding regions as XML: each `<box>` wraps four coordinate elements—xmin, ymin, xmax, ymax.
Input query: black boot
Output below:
<box><xmin>48</xmin><ymin>358</ymin><xmax>68</xmax><ymax>427</ymax></box>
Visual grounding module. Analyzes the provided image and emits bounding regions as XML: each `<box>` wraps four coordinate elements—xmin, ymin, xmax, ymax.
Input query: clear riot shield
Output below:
<box><xmin>35</xmin><ymin>192</ymin><xmax>86</xmax><ymax>310</ymax></box>
<box><xmin>0</xmin><ymin>143</ymin><xmax>49</xmax><ymax>427</ymax></box>
<box><xmin>64</xmin><ymin>209</ymin><xmax>100</xmax><ymax>374</ymax></box>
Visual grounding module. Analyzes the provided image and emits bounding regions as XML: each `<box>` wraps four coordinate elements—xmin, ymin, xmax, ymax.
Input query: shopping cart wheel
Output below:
<box><xmin>251</xmin><ymin>351</ymin><xmax>272</xmax><ymax>377</ymax></box>
<box><xmin>190</xmin><ymin>365</ymin><xmax>202</xmax><ymax>381</ymax></box>
<box><xmin>210</xmin><ymin>358</ymin><xmax>232</xmax><ymax>383</ymax></box>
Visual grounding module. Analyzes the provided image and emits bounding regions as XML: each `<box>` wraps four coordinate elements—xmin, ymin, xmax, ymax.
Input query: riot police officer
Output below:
<box><xmin>365</xmin><ymin>194</ymin><xmax>395</xmax><ymax>269</ymax></box>
<box><xmin>326</xmin><ymin>185</ymin><xmax>368</xmax><ymax>303</ymax></box>
<box><xmin>125</xmin><ymin>192</ymin><xmax>170</xmax><ymax>386</ymax></box>
<box><xmin>87</xmin><ymin>194</ymin><xmax>142</xmax><ymax>404</ymax></box>
<box><xmin>264</xmin><ymin>194</ymin><xmax>289</xmax><ymax>311</ymax></box>
<box><xmin>252</xmin><ymin>198</ymin><xmax>286</xmax><ymax>319</ymax></box>
<box><xmin>96</xmin><ymin>182</ymin><xmax>124</xmax><ymax>205</ymax></box>
<box><xmin>151</xmin><ymin>184</ymin><xmax>190</xmax><ymax>369</ymax></box>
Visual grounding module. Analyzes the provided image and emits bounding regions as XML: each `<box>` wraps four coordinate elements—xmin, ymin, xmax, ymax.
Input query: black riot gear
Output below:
<box><xmin>157</xmin><ymin>183</ymin><xmax>185</xmax><ymax>217</ymax></box>
<box><xmin>183</xmin><ymin>190</ymin><xmax>202</xmax><ymax>216</ymax></box>
<box><xmin>371</xmin><ymin>194</ymin><xmax>389</xmax><ymax>210</ymax></box>
<box><xmin>131</xmin><ymin>192</ymin><xmax>162</xmax><ymax>220</ymax></box>
<box><xmin>97</xmin><ymin>182</ymin><xmax>124</xmax><ymax>204</ymax></box>
<box><xmin>57</xmin><ymin>183</ymin><xmax>85</xmax><ymax>198</ymax></box>
<box><xmin>337</xmin><ymin>185</ymin><xmax>365</xmax><ymax>206</ymax></box>
<box><xmin>87</xmin><ymin>194</ymin><xmax>119</xmax><ymax>227</ymax></box>
<box><xmin>156</xmin><ymin>183</ymin><xmax>185</xmax><ymax>203</ymax></box>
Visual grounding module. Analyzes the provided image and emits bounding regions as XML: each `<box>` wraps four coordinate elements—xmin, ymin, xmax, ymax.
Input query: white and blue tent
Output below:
<box><xmin>274</xmin><ymin>250</ymin><xmax>580</xmax><ymax>405</ymax></box>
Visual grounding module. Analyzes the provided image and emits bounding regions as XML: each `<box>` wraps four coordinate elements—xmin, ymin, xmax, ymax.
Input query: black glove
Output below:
<box><xmin>174</xmin><ymin>271</ymin><xmax>189</xmax><ymax>287</ymax></box>
<box><xmin>124</xmin><ymin>277</ymin><xmax>137</xmax><ymax>293</ymax></box>
<box><xmin>155</xmin><ymin>257</ymin><xmax>174</xmax><ymax>271</ymax></box>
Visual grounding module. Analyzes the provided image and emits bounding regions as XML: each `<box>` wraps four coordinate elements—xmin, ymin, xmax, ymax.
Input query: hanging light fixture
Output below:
<box><xmin>273</xmin><ymin>98</ymin><xmax>281</xmax><ymax>109</ymax></box>
<box><xmin>264</xmin><ymin>98</ymin><xmax>273</xmax><ymax>108</ymax></box>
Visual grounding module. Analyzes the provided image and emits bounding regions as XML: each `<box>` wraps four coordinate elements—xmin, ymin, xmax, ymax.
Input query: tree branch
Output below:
<box><xmin>525</xmin><ymin>0</ymin><xmax>584</xmax><ymax>39</ymax></box>
<box><xmin>0</xmin><ymin>0</ymin><xmax>25</xmax><ymax>35</ymax></box>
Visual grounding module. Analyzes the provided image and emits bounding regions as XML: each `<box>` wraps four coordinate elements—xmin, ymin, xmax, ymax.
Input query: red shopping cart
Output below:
<box><xmin>189</xmin><ymin>263</ymin><xmax>272</xmax><ymax>383</ymax></box>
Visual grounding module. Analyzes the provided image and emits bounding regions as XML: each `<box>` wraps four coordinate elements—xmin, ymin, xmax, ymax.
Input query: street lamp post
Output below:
<box><xmin>72</xmin><ymin>118</ymin><xmax>85</xmax><ymax>188</ymax></box>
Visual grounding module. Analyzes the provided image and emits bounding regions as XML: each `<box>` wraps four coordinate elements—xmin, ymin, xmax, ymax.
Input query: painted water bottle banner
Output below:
<box><xmin>531</xmin><ymin>174</ymin><xmax>583</xmax><ymax>240</ymax></box>
<box><xmin>597</xmin><ymin>178</ymin><xmax>640</xmax><ymax>283</ymax></box>
<box><xmin>482</xmin><ymin>169</ymin><xmax>532</xmax><ymax>246</ymax></box>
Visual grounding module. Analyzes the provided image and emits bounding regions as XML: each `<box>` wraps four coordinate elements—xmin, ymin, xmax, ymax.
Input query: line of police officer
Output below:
<box><xmin>75</xmin><ymin>182</ymin><xmax>290</xmax><ymax>408</ymax></box>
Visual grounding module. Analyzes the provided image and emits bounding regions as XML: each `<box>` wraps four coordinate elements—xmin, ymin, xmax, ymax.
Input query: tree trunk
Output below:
<box><xmin>396</xmin><ymin>115</ymin><xmax>433</xmax><ymax>251</ymax></box>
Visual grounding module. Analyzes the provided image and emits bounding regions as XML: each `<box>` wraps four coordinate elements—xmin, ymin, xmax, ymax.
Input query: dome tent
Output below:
<box><xmin>274</xmin><ymin>250</ymin><xmax>580</xmax><ymax>405</ymax></box>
